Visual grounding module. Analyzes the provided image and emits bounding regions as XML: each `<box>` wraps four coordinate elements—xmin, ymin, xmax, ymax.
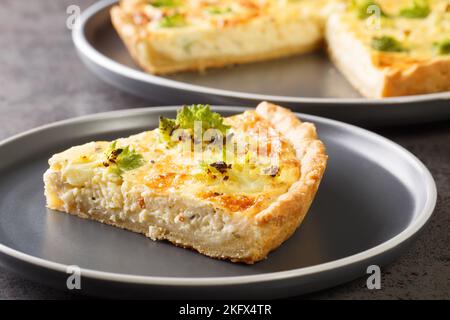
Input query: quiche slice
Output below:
<box><xmin>110</xmin><ymin>0</ymin><xmax>327</xmax><ymax>74</ymax></box>
<box><xmin>327</xmin><ymin>0</ymin><xmax>450</xmax><ymax>98</ymax></box>
<box><xmin>43</xmin><ymin>102</ymin><xmax>327</xmax><ymax>263</ymax></box>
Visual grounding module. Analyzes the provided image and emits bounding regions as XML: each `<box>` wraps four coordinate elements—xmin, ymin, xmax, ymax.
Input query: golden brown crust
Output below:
<box><xmin>251</xmin><ymin>102</ymin><xmax>328</xmax><ymax>261</ymax></box>
<box><xmin>110</xmin><ymin>6</ymin><xmax>322</xmax><ymax>75</ymax></box>
<box><xmin>44</xmin><ymin>103</ymin><xmax>327</xmax><ymax>264</ymax></box>
<box><xmin>375</xmin><ymin>55</ymin><xmax>450</xmax><ymax>97</ymax></box>
<box><xmin>330</xmin><ymin>48</ymin><xmax>450</xmax><ymax>98</ymax></box>
<box><xmin>112</xmin><ymin>1</ymin><xmax>450</xmax><ymax>97</ymax></box>
<box><xmin>325</xmin><ymin>6</ymin><xmax>450</xmax><ymax>98</ymax></box>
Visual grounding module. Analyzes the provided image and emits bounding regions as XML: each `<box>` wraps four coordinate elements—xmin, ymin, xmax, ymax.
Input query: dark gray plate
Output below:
<box><xmin>0</xmin><ymin>107</ymin><xmax>436</xmax><ymax>299</ymax></box>
<box><xmin>72</xmin><ymin>0</ymin><xmax>450</xmax><ymax>125</ymax></box>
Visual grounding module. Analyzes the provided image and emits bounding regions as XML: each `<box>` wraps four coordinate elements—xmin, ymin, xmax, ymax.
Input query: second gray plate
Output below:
<box><xmin>0</xmin><ymin>106</ymin><xmax>436</xmax><ymax>299</ymax></box>
<box><xmin>72</xmin><ymin>0</ymin><xmax>450</xmax><ymax>125</ymax></box>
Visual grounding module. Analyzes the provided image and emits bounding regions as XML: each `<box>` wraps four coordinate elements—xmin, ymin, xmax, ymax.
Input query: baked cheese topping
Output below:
<box><xmin>119</xmin><ymin>0</ymin><xmax>331</xmax><ymax>30</ymax></box>
<box><xmin>114</xmin><ymin>0</ymin><xmax>332</xmax><ymax>65</ymax></box>
<box><xmin>339</xmin><ymin>0</ymin><xmax>450</xmax><ymax>61</ymax></box>
<box><xmin>48</xmin><ymin>106</ymin><xmax>300</xmax><ymax>216</ymax></box>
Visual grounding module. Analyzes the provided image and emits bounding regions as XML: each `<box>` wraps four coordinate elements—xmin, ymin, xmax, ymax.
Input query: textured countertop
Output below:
<box><xmin>0</xmin><ymin>0</ymin><xmax>449</xmax><ymax>300</ymax></box>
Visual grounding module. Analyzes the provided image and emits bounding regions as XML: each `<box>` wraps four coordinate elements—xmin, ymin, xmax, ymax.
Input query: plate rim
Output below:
<box><xmin>0</xmin><ymin>106</ymin><xmax>437</xmax><ymax>287</ymax></box>
<box><xmin>72</xmin><ymin>0</ymin><xmax>450</xmax><ymax>106</ymax></box>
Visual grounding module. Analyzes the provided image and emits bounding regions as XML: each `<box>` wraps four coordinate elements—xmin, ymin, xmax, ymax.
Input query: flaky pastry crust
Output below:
<box><xmin>44</xmin><ymin>102</ymin><xmax>327</xmax><ymax>263</ymax></box>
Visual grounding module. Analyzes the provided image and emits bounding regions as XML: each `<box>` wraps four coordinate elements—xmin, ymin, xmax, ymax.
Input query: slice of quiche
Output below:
<box><xmin>43</xmin><ymin>102</ymin><xmax>327</xmax><ymax>263</ymax></box>
<box><xmin>110</xmin><ymin>0</ymin><xmax>327</xmax><ymax>74</ymax></box>
<box><xmin>327</xmin><ymin>0</ymin><xmax>450</xmax><ymax>97</ymax></box>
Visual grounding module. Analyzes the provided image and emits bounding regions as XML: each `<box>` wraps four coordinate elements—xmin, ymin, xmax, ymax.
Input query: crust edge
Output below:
<box><xmin>378</xmin><ymin>57</ymin><xmax>450</xmax><ymax>97</ymax></box>
<box><xmin>110</xmin><ymin>6</ymin><xmax>322</xmax><ymax>75</ymax></box>
<box><xmin>44</xmin><ymin>103</ymin><xmax>327</xmax><ymax>264</ymax></box>
<box><xmin>253</xmin><ymin>102</ymin><xmax>328</xmax><ymax>260</ymax></box>
<box><xmin>326</xmin><ymin>12</ymin><xmax>450</xmax><ymax>98</ymax></box>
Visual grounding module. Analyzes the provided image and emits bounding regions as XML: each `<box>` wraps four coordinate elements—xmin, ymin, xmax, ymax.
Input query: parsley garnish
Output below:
<box><xmin>399</xmin><ymin>0</ymin><xmax>430</xmax><ymax>19</ymax></box>
<box><xmin>158</xmin><ymin>13</ymin><xmax>186</xmax><ymax>28</ymax></box>
<box><xmin>149</xmin><ymin>0</ymin><xmax>181</xmax><ymax>7</ymax></box>
<box><xmin>207</xmin><ymin>7</ymin><xmax>232</xmax><ymax>15</ymax></box>
<box><xmin>371</xmin><ymin>36</ymin><xmax>406</xmax><ymax>52</ymax></box>
<box><xmin>350</xmin><ymin>0</ymin><xmax>387</xmax><ymax>19</ymax></box>
<box><xmin>158</xmin><ymin>116</ymin><xmax>178</xmax><ymax>144</ymax></box>
<box><xmin>159</xmin><ymin>104</ymin><xmax>230</xmax><ymax>144</ymax></box>
<box><xmin>433</xmin><ymin>39</ymin><xmax>450</xmax><ymax>55</ymax></box>
<box><xmin>104</xmin><ymin>141</ymin><xmax>144</xmax><ymax>175</ymax></box>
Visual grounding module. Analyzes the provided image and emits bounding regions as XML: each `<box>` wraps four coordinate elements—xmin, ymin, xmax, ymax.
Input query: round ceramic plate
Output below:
<box><xmin>0</xmin><ymin>106</ymin><xmax>436</xmax><ymax>299</ymax></box>
<box><xmin>72</xmin><ymin>0</ymin><xmax>450</xmax><ymax>126</ymax></box>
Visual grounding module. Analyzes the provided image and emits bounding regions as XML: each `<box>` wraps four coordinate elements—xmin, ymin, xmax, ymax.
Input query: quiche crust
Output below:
<box><xmin>327</xmin><ymin>12</ymin><xmax>450</xmax><ymax>98</ymax></box>
<box><xmin>251</xmin><ymin>102</ymin><xmax>327</xmax><ymax>259</ymax></box>
<box><xmin>110</xmin><ymin>2</ymin><xmax>323</xmax><ymax>74</ymax></box>
<box><xmin>44</xmin><ymin>102</ymin><xmax>327</xmax><ymax>263</ymax></box>
<box><xmin>110</xmin><ymin>0</ymin><xmax>450</xmax><ymax>97</ymax></box>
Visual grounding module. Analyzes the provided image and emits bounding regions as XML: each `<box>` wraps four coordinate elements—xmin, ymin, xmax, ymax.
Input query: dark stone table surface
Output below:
<box><xmin>0</xmin><ymin>0</ymin><xmax>449</xmax><ymax>300</ymax></box>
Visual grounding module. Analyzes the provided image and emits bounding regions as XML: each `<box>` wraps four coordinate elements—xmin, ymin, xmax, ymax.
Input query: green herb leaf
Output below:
<box><xmin>207</xmin><ymin>7</ymin><xmax>232</xmax><ymax>15</ymax></box>
<box><xmin>159</xmin><ymin>104</ymin><xmax>230</xmax><ymax>144</ymax></box>
<box><xmin>104</xmin><ymin>141</ymin><xmax>144</xmax><ymax>175</ymax></box>
<box><xmin>157</xmin><ymin>13</ymin><xmax>186</xmax><ymax>28</ymax></box>
<box><xmin>149</xmin><ymin>0</ymin><xmax>181</xmax><ymax>8</ymax></box>
<box><xmin>433</xmin><ymin>39</ymin><xmax>450</xmax><ymax>55</ymax></box>
<box><xmin>399</xmin><ymin>0</ymin><xmax>430</xmax><ymax>19</ymax></box>
<box><xmin>371</xmin><ymin>36</ymin><xmax>406</xmax><ymax>52</ymax></box>
<box><xmin>177</xmin><ymin>104</ymin><xmax>230</xmax><ymax>133</ymax></box>
<box><xmin>350</xmin><ymin>0</ymin><xmax>387</xmax><ymax>19</ymax></box>
<box><xmin>158</xmin><ymin>116</ymin><xmax>177</xmax><ymax>144</ymax></box>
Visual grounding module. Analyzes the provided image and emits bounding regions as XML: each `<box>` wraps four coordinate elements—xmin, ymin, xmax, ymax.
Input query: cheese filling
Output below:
<box><xmin>118</xmin><ymin>0</ymin><xmax>326</xmax><ymax>61</ymax></box>
<box><xmin>46</xmin><ymin>110</ymin><xmax>301</xmax><ymax>217</ymax></box>
<box><xmin>339</xmin><ymin>0</ymin><xmax>450</xmax><ymax>60</ymax></box>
